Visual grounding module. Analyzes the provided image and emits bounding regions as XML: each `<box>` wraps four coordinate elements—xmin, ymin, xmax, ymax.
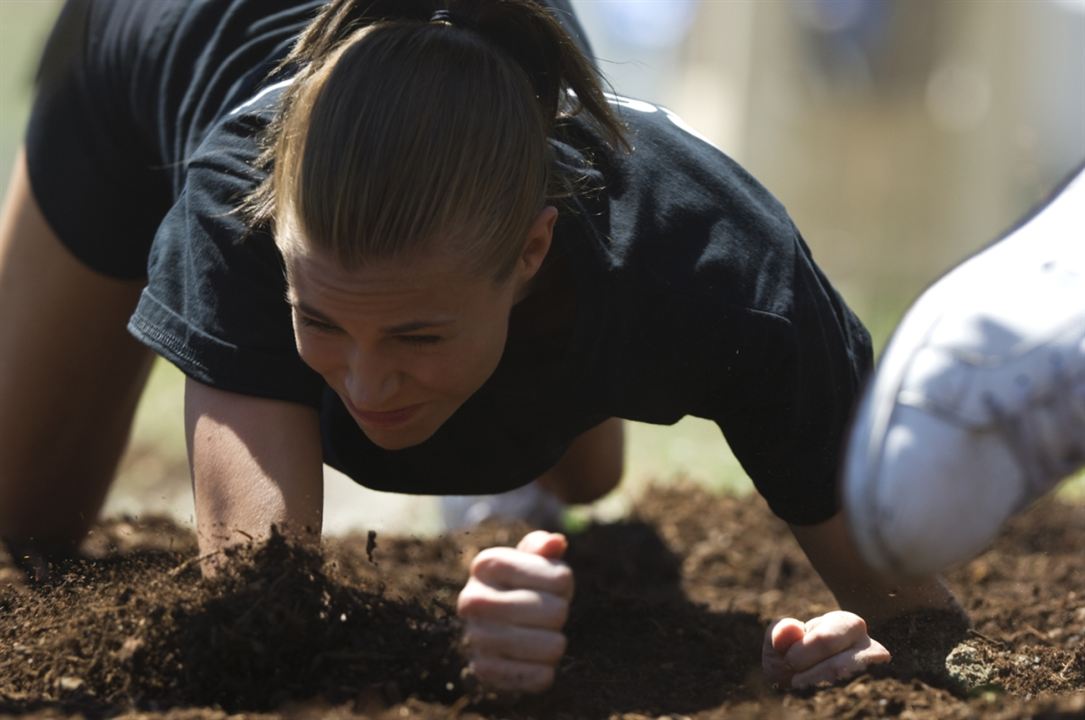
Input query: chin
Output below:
<box><xmin>354</xmin><ymin>419</ymin><xmax>442</xmax><ymax>451</ymax></box>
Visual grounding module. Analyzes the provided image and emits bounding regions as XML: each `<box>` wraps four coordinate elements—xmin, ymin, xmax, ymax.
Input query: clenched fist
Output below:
<box><xmin>457</xmin><ymin>531</ymin><xmax>574</xmax><ymax>693</ymax></box>
<box><xmin>762</xmin><ymin>610</ymin><xmax>891</xmax><ymax>688</ymax></box>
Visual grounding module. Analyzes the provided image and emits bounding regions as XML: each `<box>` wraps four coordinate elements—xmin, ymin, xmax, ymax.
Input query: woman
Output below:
<box><xmin>0</xmin><ymin>0</ymin><xmax>960</xmax><ymax>694</ymax></box>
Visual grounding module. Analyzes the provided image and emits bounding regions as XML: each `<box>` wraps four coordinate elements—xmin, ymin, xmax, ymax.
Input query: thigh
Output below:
<box><xmin>0</xmin><ymin>151</ymin><xmax>153</xmax><ymax>548</ymax></box>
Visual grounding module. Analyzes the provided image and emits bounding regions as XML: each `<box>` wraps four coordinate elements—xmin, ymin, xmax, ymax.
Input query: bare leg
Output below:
<box><xmin>536</xmin><ymin>418</ymin><xmax>625</xmax><ymax>504</ymax></box>
<box><xmin>0</xmin><ymin>150</ymin><xmax>153</xmax><ymax>553</ymax></box>
<box><xmin>439</xmin><ymin>418</ymin><xmax>625</xmax><ymax>531</ymax></box>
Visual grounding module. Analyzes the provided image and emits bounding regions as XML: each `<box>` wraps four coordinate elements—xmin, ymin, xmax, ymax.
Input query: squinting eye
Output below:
<box><xmin>399</xmin><ymin>335</ymin><xmax>443</xmax><ymax>346</ymax></box>
<box><xmin>298</xmin><ymin>315</ymin><xmax>341</xmax><ymax>333</ymax></box>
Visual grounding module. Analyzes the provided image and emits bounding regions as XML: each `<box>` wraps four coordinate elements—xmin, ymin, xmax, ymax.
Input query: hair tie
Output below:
<box><xmin>430</xmin><ymin>8</ymin><xmax>478</xmax><ymax>31</ymax></box>
<box><xmin>430</xmin><ymin>9</ymin><xmax>456</xmax><ymax>25</ymax></box>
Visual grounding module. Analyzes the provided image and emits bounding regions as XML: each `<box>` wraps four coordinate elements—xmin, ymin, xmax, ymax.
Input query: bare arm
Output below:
<box><xmin>788</xmin><ymin>512</ymin><xmax>962</xmax><ymax>625</ymax></box>
<box><xmin>761</xmin><ymin>511</ymin><xmax>966</xmax><ymax>688</ymax></box>
<box><xmin>185</xmin><ymin>378</ymin><xmax>324</xmax><ymax>560</ymax></box>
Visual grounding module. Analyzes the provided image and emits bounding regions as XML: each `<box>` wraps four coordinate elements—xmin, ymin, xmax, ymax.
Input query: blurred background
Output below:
<box><xmin>1</xmin><ymin>0</ymin><xmax>1082</xmax><ymax>535</ymax></box>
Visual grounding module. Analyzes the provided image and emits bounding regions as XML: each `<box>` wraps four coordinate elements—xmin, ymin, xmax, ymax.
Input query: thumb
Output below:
<box><xmin>770</xmin><ymin>618</ymin><xmax>806</xmax><ymax>656</ymax></box>
<box><xmin>516</xmin><ymin>530</ymin><xmax>568</xmax><ymax>560</ymax></box>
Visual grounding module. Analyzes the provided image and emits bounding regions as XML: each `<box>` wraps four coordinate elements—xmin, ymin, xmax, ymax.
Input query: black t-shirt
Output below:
<box><xmin>27</xmin><ymin>0</ymin><xmax>872</xmax><ymax>526</ymax></box>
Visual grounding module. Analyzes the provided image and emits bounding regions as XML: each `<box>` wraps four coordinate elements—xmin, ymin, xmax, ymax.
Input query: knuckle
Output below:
<box><xmin>460</xmin><ymin>619</ymin><xmax>490</xmax><ymax>648</ymax></box>
<box><xmin>470</xmin><ymin>549</ymin><xmax>511</xmax><ymax>579</ymax></box>
<box><xmin>471</xmin><ymin>657</ymin><xmax>553</xmax><ymax>694</ymax></box>
<box><xmin>547</xmin><ymin>597</ymin><xmax>570</xmax><ymax>629</ymax></box>
<box><xmin>833</xmin><ymin>610</ymin><xmax>865</xmax><ymax>630</ymax></box>
<box><xmin>456</xmin><ymin>588</ymin><xmax>495</xmax><ymax>618</ymax></box>
<box><xmin>833</xmin><ymin>656</ymin><xmax>859</xmax><ymax>680</ymax></box>
<box><xmin>802</xmin><ymin>630</ymin><xmax>833</xmax><ymax>654</ymax></box>
<box><xmin>524</xmin><ymin>666</ymin><xmax>556</xmax><ymax>693</ymax></box>
<box><xmin>552</xmin><ymin>564</ymin><xmax>574</xmax><ymax>596</ymax></box>
<box><xmin>544</xmin><ymin>632</ymin><xmax>568</xmax><ymax>663</ymax></box>
<box><xmin>469</xmin><ymin>656</ymin><xmax>502</xmax><ymax>686</ymax></box>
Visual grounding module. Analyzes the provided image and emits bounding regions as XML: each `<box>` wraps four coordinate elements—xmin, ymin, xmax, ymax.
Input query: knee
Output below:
<box><xmin>539</xmin><ymin>419</ymin><xmax>625</xmax><ymax>505</ymax></box>
<box><xmin>0</xmin><ymin>461</ymin><xmax>103</xmax><ymax>550</ymax></box>
<box><xmin>576</xmin><ymin>452</ymin><xmax>624</xmax><ymax>504</ymax></box>
<box><xmin>539</xmin><ymin>460</ymin><xmax>623</xmax><ymax>505</ymax></box>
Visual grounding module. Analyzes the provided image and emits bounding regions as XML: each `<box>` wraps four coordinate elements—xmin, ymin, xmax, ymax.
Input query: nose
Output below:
<box><xmin>344</xmin><ymin>347</ymin><xmax>402</xmax><ymax>409</ymax></box>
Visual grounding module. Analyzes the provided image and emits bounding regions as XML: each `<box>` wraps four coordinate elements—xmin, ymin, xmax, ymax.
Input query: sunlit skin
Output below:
<box><xmin>284</xmin><ymin>207</ymin><xmax>557</xmax><ymax>451</ymax></box>
<box><xmin>763</xmin><ymin>612</ymin><xmax>891</xmax><ymax>688</ymax></box>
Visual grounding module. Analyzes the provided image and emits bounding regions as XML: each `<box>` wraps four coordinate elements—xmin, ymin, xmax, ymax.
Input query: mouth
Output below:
<box><xmin>345</xmin><ymin>400</ymin><xmax>425</xmax><ymax>429</ymax></box>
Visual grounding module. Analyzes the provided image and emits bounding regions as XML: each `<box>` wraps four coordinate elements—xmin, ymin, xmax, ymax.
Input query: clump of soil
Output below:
<box><xmin>1</xmin><ymin>484</ymin><xmax>1082</xmax><ymax>719</ymax></box>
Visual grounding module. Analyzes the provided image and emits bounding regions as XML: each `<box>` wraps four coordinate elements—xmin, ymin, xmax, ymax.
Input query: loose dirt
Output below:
<box><xmin>1</xmin><ymin>484</ymin><xmax>1082</xmax><ymax>719</ymax></box>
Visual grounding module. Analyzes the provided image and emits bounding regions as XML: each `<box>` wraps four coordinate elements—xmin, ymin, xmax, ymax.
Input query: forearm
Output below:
<box><xmin>789</xmin><ymin>512</ymin><xmax>965</xmax><ymax>626</ymax></box>
<box><xmin>186</xmin><ymin>379</ymin><xmax>324</xmax><ymax>559</ymax></box>
<box><xmin>191</xmin><ymin>448</ymin><xmax>323</xmax><ymax>554</ymax></box>
<box><xmin>762</xmin><ymin>512</ymin><xmax>968</xmax><ymax>685</ymax></box>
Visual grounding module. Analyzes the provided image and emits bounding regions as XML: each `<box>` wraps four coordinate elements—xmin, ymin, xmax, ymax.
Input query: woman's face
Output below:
<box><xmin>285</xmin><ymin>208</ymin><xmax>555</xmax><ymax>450</ymax></box>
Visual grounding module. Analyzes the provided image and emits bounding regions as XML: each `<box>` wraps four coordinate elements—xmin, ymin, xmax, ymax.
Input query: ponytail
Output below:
<box><xmin>439</xmin><ymin>0</ymin><xmax>627</xmax><ymax>146</ymax></box>
<box><xmin>243</xmin><ymin>0</ymin><xmax>627</xmax><ymax>279</ymax></box>
<box><xmin>279</xmin><ymin>0</ymin><xmax>625</xmax><ymax>143</ymax></box>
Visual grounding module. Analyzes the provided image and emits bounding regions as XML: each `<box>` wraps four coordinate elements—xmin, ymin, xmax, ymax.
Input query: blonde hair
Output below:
<box><xmin>241</xmin><ymin>0</ymin><xmax>627</xmax><ymax>280</ymax></box>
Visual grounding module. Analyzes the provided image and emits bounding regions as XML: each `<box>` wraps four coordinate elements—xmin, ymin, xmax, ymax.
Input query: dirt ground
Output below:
<box><xmin>1</xmin><ymin>483</ymin><xmax>1082</xmax><ymax>719</ymax></box>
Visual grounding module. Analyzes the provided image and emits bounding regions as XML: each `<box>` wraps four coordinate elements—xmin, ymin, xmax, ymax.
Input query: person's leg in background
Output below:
<box><xmin>441</xmin><ymin>418</ymin><xmax>624</xmax><ymax>530</ymax></box>
<box><xmin>844</xmin><ymin>163</ymin><xmax>1085</xmax><ymax>578</ymax></box>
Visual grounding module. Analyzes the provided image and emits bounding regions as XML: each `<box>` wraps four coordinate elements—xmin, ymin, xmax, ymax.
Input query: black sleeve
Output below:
<box><xmin>127</xmin><ymin>108</ymin><xmax>324</xmax><ymax>407</ymax></box>
<box><xmin>587</xmin><ymin>104</ymin><xmax>874</xmax><ymax>527</ymax></box>
<box><xmin>707</xmin><ymin>224</ymin><xmax>873</xmax><ymax>526</ymax></box>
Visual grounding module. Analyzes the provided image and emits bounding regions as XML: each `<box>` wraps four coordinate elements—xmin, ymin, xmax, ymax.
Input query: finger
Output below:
<box><xmin>470</xmin><ymin>655</ymin><xmax>556</xmax><ymax>693</ymax></box>
<box><xmin>463</xmin><ymin>619</ymin><xmax>567</xmax><ymax>665</ymax></box>
<box><xmin>470</xmin><ymin>547</ymin><xmax>574</xmax><ymax>598</ymax></box>
<box><xmin>784</xmin><ymin>611</ymin><xmax>870</xmax><ymax>672</ymax></box>
<box><xmin>516</xmin><ymin>531</ymin><xmax>567</xmax><ymax>560</ymax></box>
<box><xmin>762</xmin><ymin>619</ymin><xmax>804</xmax><ymax>687</ymax></box>
<box><xmin>803</xmin><ymin>614</ymin><xmax>829</xmax><ymax>633</ymax></box>
<box><xmin>770</xmin><ymin>618</ymin><xmax>805</xmax><ymax>656</ymax></box>
<box><xmin>790</xmin><ymin>638</ymin><xmax>892</xmax><ymax>689</ymax></box>
<box><xmin>457</xmin><ymin>583</ymin><xmax>569</xmax><ymax>629</ymax></box>
<box><xmin>762</xmin><ymin>650</ymin><xmax>794</xmax><ymax>688</ymax></box>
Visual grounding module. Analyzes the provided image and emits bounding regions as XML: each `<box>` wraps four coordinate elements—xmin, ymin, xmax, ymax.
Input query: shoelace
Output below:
<box><xmin>985</xmin><ymin>349</ymin><xmax>1085</xmax><ymax>504</ymax></box>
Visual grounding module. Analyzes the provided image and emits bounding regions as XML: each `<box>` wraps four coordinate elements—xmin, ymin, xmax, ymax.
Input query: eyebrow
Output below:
<box><xmin>291</xmin><ymin>300</ymin><xmax>454</xmax><ymax>334</ymax></box>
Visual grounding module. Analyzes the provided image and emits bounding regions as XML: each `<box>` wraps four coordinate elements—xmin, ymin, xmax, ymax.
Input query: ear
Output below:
<box><xmin>516</xmin><ymin>205</ymin><xmax>558</xmax><ymax>282</ymax></box>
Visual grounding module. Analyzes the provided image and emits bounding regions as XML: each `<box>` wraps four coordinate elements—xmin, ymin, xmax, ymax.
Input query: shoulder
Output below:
<box><xmin>552</xmin><ymin>97</ymin><xmax>821</xmax><ymax>406</ymax></box>
<box><xmin>558</xmin><ymin>94</ymin><xmax>803</xmax><ymax>318</ymax></box>
<box><xmin>181</xmin><ymin>77</ymin><xmax>290</xmax><ymax>197</ymax></box>
<box><xmin>606</xmin><ymin>94</ymin><xmax>792</xmax><ymax>233</ymax></box>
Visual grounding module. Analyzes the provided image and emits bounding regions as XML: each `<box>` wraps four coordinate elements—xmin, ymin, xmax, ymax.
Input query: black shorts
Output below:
<box><xmin>25</xmin><ymin>0</ymin><xmax>183</xmax><ymax>279</ymax></box>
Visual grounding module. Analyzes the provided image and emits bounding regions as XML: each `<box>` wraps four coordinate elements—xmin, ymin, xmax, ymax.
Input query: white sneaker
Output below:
<box><xmin>440</xmin><ymin>481</ymin><xmax>566</xmax><ymax>532</ymax></box>
<box><xmin>845</xmin><ymin>166</ymin><xmax>1085</xmax><ymax>577</ymax></box>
